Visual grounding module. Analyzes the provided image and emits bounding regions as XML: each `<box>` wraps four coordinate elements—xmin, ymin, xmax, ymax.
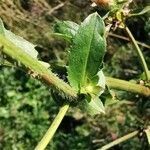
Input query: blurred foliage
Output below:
<box><xmin>0</xmin><ymin>0</ymin><xmax>150</xmax><ymax>150</ymax></box>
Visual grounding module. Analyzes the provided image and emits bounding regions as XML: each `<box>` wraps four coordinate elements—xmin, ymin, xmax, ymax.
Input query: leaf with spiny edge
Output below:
<box><xmin>68</xmin><ymin>12</ymin><xmax>106</xmax><ymax>92</ymax></box>
<box><xmin>66</xmin><ymin>13</ymin><xmax>107</xmax><ymax>115</ymax></box>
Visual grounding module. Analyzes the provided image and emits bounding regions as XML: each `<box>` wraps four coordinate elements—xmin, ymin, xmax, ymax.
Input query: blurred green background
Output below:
<box><xmin>0</xmin><ymin>0</ymin><xmax>150</xmax><ymax>149</ymax></box>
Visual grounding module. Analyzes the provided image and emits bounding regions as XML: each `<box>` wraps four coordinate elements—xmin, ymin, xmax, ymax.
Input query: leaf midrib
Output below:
<box><xmin>80</xmin><ymin>16</ymin><xmax>97</xmax><ymax>88</ymax></box>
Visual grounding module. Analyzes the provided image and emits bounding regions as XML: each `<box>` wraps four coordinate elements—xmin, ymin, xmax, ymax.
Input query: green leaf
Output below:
<box><xmin>84</xmin><ymin>71</ymin><xmax>106</xmax><ymax>97</ymax></box>
<box><xmin>96</xmin><ymin>70</ymin><xmax>106</xmax><ymax>94</ymax></box>
<box><xmin>81</xmin><ymin>97</ymin><xmax>105</xmax><ymax>116</ymax></box>
<box><xmin>66</xmin><ymin>13</ymin><xmax>107</xmax><ymax>115</ymax></box>
<box><xmin>54</xmin><ymin>20</ymin><xmax>79</xmax><ymax>39</ymax></box>
<box><xmin>79</xmin><ymin>71</ymin><xmax>106</xmax><ymax>115</ymax></box>
<box><xmin>68</xmin><ymin>12</ymin><xmax>106</xmax><ymax>91</ymax></box>
<box><xmin>0</xmin><ymin>18</ymin><xmax>38</xmax><ymax>59</ymax></box>
<box><xmin>145</xmin><ymin>126</ymin><xmax>150</xmax><ymax>145</ymax></box>
<box><xmin>0</xmin><ymin>18</ymin><xmax>50</xmax><ymax>68</ymax></box>
<box><xmin>129</xmin><ymin>6</ymin><xmax>150</xmax><ymax>17</ymax></box>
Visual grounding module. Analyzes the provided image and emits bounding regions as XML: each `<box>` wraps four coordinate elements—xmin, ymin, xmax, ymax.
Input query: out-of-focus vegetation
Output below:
<box><xmin>0</xmin><ymin>0</ymin><xmax>150</xmax><ymax>149</ymax></box>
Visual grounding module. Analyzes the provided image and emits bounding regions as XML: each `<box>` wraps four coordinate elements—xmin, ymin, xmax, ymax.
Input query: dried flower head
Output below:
<box><xmin>91</xmin><ymin>0</ymin><xmax>115</xmax><ymax>7</ymax></box>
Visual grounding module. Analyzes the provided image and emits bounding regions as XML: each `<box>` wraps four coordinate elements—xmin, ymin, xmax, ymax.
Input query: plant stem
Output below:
<box><xmin>125</xmin><ymin>27</ymin><xmax>150</xmax><ymax>80</ymax></box>
<box><xmin>108</xmin><ymin>32</ymin><xmax>150</xmax><ymax>49</ymax></box>
<box><xmin>0</xmin><ymin>35</ymin><xmax>150</xmax><ymax>99</ymax></box>
<box><xmin>0</xmin><ymin>35</ymin><xmax>77</xmax><ymax>99</ymax></box>
<box><xmin>35</xmin><ymin>104</ymin><xmax>69</xmax><ymax>150</ymax></box>
<box><xmin>98</xmin><ymin>130</ymin><xmax>139</xmax><ymax>150</ymax></box>
<box><xmin>106</xmin><ymin>77</ymin><xmax>150</xmax><ymax>97</ymax></box>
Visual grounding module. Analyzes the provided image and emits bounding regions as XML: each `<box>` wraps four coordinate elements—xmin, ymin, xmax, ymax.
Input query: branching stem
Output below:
<box><xmin>0</xmin><ymin>35</ymin><xmax>150</xmax><ymax>98</ymax></box>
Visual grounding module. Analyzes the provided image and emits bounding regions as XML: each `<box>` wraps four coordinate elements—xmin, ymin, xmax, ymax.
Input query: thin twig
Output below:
<box><xmin>125</xmin><ymin>27</ymin><xmax>150</xmax><ymax>80</ymax></box>
<box><xmin>108</xmin><ymin>32</ymin><xmax>150</xmax><ymax>49</ymax></box>
<box><xmin>47</xmin><ymin>3</ymin><xmax>65</xmax><ymax>15</ymax></box>
<box><xmin>35</xmin><ymin>104</ymin><xmax>69</xmax><ymax>150</ymax></box>
<box><xmin>98</xmin><ymin>130</ymin><xmax>139</xmax><ymax>150</ymax></box>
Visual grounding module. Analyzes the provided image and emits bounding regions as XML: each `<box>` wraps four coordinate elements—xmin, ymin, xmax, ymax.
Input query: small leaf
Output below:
<box><xmin>84</xmin><ymin>70</ymin><xmax>106</xmax><ymax>97</ymax></box>
<box><xmin>0</xmin><ymin>19</ymin><xmax>50</xmax><ymax>69</ymax></box>
<box><xmin>96</xmin><ymin>70</ymin><xmax>106</xmax><ymax>95</ymax></box>
<box><xmin>5</xmin><ymin>30</ymin><xmax>38</xmax><ymax>59</ymax></box>
<box><xmin>81</xmin><ymin>71</ymin><xmax>106</xmax><ymax>115</ymax></box>
<box><xmin>145</xmin><ymin>126</ymin><xmax>150</xmax><ymax>145</ymax></box>
<box><xmin>68</xmin><ymin>12</ymin><xmax>106</xmax><ymax>91</ymax></box>
<box><xmin>54</xmin><ymin>20</ymin><xmax>79</xmax><ymax>38</ymax></box>
<box><xmin>51</xmin><ymin>33</ymin><xmax>72</xmax><ymax>42</ymax></box>
<box><xmin>129</xmin><ymin>6</ymin><xmax>150</xmax><ymax>17</ymax></box>
<box><xmin>81</xmin><ymin>97</ymin><xmax>105</xmax><ymax>116</ymax></box>
<box><xmin>0</xmin><ymin>18</ymin><xmax>38</xmax><ymax>59</ymax></box>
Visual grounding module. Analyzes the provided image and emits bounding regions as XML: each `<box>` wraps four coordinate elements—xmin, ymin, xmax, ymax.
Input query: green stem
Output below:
<box><xmin>0</xmin><ymin>35</ymin><xmax>77</xmax><ymax>99</ymax></box>
<box><xmin>106</xmin><ymin>77</ymin><xmax>150</xmax><ymax>97</ymax></box>
<box><xmin>98</xmin><ymin>130</ymin><xmax>139</xmax><ymax>150</ymax></box>
<box><xmin>125</xmin><ymin>27</ymin><xmax>150</xmax><ymax>80</ymax></box>
<box><xmin>35</xmin><ymin>104</ymin><xmax>69</xmax><ymax>150</ymax></box>
<box><xmin>0</xmin><ymin>35</ymin><xmax>150</xmax><ymax>99</ymax></box>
